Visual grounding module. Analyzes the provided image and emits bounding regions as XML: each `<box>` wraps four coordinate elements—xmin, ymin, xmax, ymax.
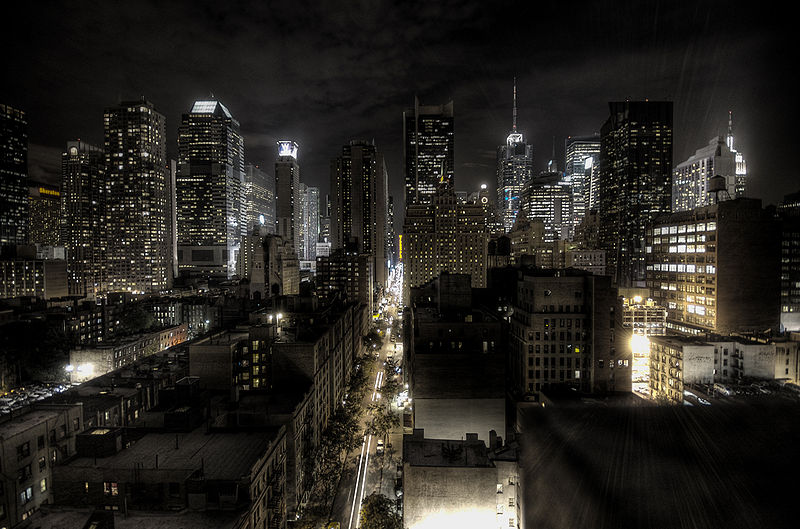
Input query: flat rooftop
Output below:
<box><xmin>404</xmin><ymin>430</ymin><xmax>492</xmax><ymax>468</ymax></box>
<box><xmin>67</xmin><ymin>426</ymin><xmax>278</xmax><ymax>481</ymax></box>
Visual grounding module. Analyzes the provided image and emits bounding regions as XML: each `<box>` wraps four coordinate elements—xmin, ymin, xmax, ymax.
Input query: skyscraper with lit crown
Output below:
<box><xmin>275</xmin><ymin>141</ymin><xmax>301</xmax><ymax>258</ymax></box>
<box><xmin>176</xmin><ymin>99</ymin><xmax>245</xmax><ymax>278</ymax></box>
<box><xmin>496</xmin><ymin>80</ymin><xmax>533</xmax><ymax>233</ymax></box>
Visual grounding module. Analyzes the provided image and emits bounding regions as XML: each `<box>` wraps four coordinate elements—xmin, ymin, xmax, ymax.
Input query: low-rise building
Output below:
<box><xmin>69</xmin><ymin>324</ymin><xmax>188</xmax><ymax>382</ymax></box>
<box><xmin>0</xmin><ymin>403</ymin><xmax>84</xmax><ymax>526</ymax></box>
<box><xmin>402</xmin><ymin>429</ymin><xmax>520</xmax><ymax>529</ymax></box>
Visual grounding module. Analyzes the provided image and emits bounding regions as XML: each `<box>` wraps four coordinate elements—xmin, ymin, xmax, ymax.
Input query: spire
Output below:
<box><xmin>512</xmin><ymin>77</ymin><xmax>517</xmax><ymax>132</ymax></box>
<box><xmin>726</xmin><ymin>110</ymin><xmax>734</xmax><ymax>151</ymax></box>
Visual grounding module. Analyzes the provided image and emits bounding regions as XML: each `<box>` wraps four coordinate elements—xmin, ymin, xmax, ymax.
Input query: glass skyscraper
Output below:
<box><xmin>403</xmin><ymin>98</ymin><xmax>454</xmax><ymax>207</ymax></box>
<box><xmin>177</xmin><ymin>100</ymin><xmax>245</xmax><ymax>279</ymax></box>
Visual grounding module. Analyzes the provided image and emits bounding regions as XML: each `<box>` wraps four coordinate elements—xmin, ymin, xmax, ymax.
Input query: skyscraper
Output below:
<box><xmin>496</xmin><ymin>81</ymin><xmax>534</xmax><ymax>233</ymax></box>
<box><xmin>275</xmin><ymin>141</ymin><xmax>301</xmax><ymax>259</ymax></box>
<box><xmin>403</xmin><ymin>98</ymin><xmax>454</xmax><ymax>207</ymax></box>
<box><xmin>330</xmin><ymin>140</ymin><xmax>388</xmax><ymax>288</ymax></box>
<box><xmin>402</xmin><ymin>189</ymin><xmax>487</xmax><ymax>303</ymax></box>
<box><xmin>672</xmin><ymin>135</ymin><xmax>742</xmax><ymax>212</ymax></box>
<box><xmin>725</xmin><ymin>111</ymin><xmax>747</xmax><ymax>197</ymax></box>
<box><xmin>61</xmin><ymin>140</ymin><xmax>107</xmax><ymax>297</ymax></box>
<box><xmin>104</xmin><ymin>99</ymin><xmax>169</xmax><ymax>294</ymax></box>
<box><xmin>598</xmin><ymin>101</ymin><xmax>673</xmax><ymax>287</ymax></box>
<box><xmin>28</xmin><ymin>183</ymin><xmax>61</xmax><ymax>247</ymax></box>
<box><xmin>564</xmin><ymin>134</ymin><xmax>600</xmax><ymax>224</ymax></box>
<box><xmin>0</xmin><ymin>103</ymin><xmax>28</xmax><ymax>246</ymax></box>
<box><xmin>520</xmin><ymin>172</ymin><xmax>573</xmax><ymax>242</ymax></box>
<box><xmin>298</xmin><ymin>182</ymin><xmax>320</xmax><ymax>262</ymax></box>
<box><xmin>176</xmin><ymin>100</ymin><xmax>245</xmax><ymax>278</ymax></box>
<box><xmin>244</xmin><ymin>164</ymin><xmax>275</xmax><ymax>235</ymax></box>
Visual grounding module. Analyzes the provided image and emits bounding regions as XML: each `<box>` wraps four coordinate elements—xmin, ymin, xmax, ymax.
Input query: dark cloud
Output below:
<box><xmin>2</xmin><ymin>0</ymin><xmax>794</xmax><ymax>226</ymax></box>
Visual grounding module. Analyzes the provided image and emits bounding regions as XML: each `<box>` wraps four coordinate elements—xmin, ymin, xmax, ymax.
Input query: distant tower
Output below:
<box><xmin>177</xmin><ymin>100</ymin><xmax>245</xmax><ymax>279</ymax></box>
<box><xmin>0</xmin><ymin>103</ymin><xmax>28</xmax><ymax>246</ymax></box>
<box><xmin>672</xmin><ymin>135</ymin><xmax>739</xmax><ymax>212</ymax></box>
<box><xmin>104</xmin><ymin>99</ymin><xmax>169</xmax><ymax>294</ymax></box>
<box><xmin>403</xmin><ymin>98</ymin><xmax>454</xmax><ymax>207</ymax></box>
<box><xmin>565</xmin><ymin>134</ymin><xmax>601</xmax><ymax>224</ymax></box>
<box><xmin>496</xmin><ymin>79</ymin><xmax>533</xmax><ymax>232</ymax></box>
<box><xmin>725</xmin><ymin>111</ymin><xmax>748</xmax><ymax>197</ymax></box>
<box><xmin>275</xmin><ymin>141</ymin><xmax>301</xmax><ymax>258</ymax></box>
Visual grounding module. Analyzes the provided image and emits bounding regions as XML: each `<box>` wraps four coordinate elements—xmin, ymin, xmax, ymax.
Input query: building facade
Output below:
<box><xmin>403</xmin><ymin>98</ymin><xmax>454</xmax><ymax>206</ymax></box>
<box><xmin>330</xmin><ymin>140</ymin><xmax>388</xmax><ymax>289</ymax></box>
<box><xmin>402</xmin><ymin>189</ymin><xmax>487</xmax><ymax>303</ymax></box>
<box><xmin>564</xmin><ymin>134</ymin><xmax>600</xmax><ymax>228</ymax></box>
<box><xmin>672</xmin><ymin>136</ymin><xmax>740</xmax><ymax>212</ymax></box>
<box><xmin>176</xmin><ymin>100</ymin><xmax>245</xmax><ymax>279</ymax></box>
<box><xmin>27</xmin><ymin>184</ymin><xmax>61</xmax><ymax>247</ymax></box>
<box><xmin>598</xmin><ymin>101</ymin><xmax>673</xmax><ymax>286</ymax></box>
<box><xmin>275</xmin><ymin>141</ymin><xmax>301</xmax><ymax>259</ymax></box>
<box><xmin>61</xmin><ymin>141</ymin><xmax>108</xmax><ymax>297</ymax></box>
<box><xmin>510</xmin><ymin>269</ymin><xmax>631</xmax><ymax>399</ymax></box>
<box><xmin>520</xmin><ymin>172</ymin><xmax>573</xmax><ymax>242</ymax></box>
<box><xmin>646</xmin><ymin>198</ymin><xmax>780</xmax><ymax>336</ymax></box>
<box><xmin>1</xmin><ymin>103</ymin><xmax>28</xmax><ymax>247</ymax></box>
<box><xmin>104</xmin><ymin>99</ymin><xmax>169</xmax><ymax>294</ymax></box>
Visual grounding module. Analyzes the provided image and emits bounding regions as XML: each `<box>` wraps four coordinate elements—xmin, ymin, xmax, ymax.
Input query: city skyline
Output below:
<box><xmin>1</xmin><ymin>1</ymin><xmax>793</xmax><ymax>226</ymax></box>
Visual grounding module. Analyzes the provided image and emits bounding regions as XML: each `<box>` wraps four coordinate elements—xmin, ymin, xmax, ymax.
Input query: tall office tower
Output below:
<box><xmin>496</xmin><ymin>82</ymin><xmax>533</xmax><ymax>233</ymax></box>
<box><xmin>520</xmin><ymin>172</ymin><xmax>573</xmax><ymax>242</ymax></box>
<box><xmin>244</xmin><ymin>164</ymin><xmax>275</xmax><ymax>235</ymax></box>
<box><xmin>402</xmin><ymin>188</ymin><xmax>487</xmax><ymax>303</ymax></box>
<box><xmin>275</xmin><ymin>141</ymin><xmax>301</xmax><ymax>259</ymax></box>
<box><xmin>564</xmin><ymin>134</ymin><xmax>600</xmax><ymax>225</ymax></box>
<box><xmin>61</xmin><ymin>141</ymin><xmax>107</xmax><ymax>297</ymax></box>
<box><xmin>166</xmin><ymin>159</ymin><xmax>178</xmax><ymax>281</ymax></box>
<box><xmin>598</xmin><ymin>101</ymin><xmax>673</xmax><ymax>287</ymax></box>
<box><xmin>297</xmin><ymin>182</ymin><xmax>319</xmax><ymax>262</ymax></box>
<box><xmin>672</xmin><ymin>136</ymin><xmax>741</xmax><ymax>212</ymax></box>
<box><xmin>387</xmin><ymin>195</ymin><xmax>396</xmax><ymax>268</ymax></box>
<box><xmin>330</xmin><ymin>140</ymin><xmax>388</xmax><ymax>288</ymax></box>
<box><xmin>403</xmin><ymin>98</ymin><xmax>454</xmax><ymax>207</ymax></box>
<box><xmin>725</xmin><ymin>111</ymin><xmax>748</xmax><ymax>197</ymax></box>
<box><xmin>0</xmin><ymin>103</ymin><xmax>28</xmax><ymax>246</ymax></box>
<box><xmin>28</xmin><ymin>184</ymin><xmax>61</xmax><ymax>246</ymax></box>
<box><xmin>319</xmin><ymin>193</ymin><xmax>331</xmax><ymax>242</ymax></box>
<box><xmin>176</xmin><ymin>100</ymin><xmax>245</xmax><ymax>278</ymax></box>
<box><xmin>778</xmin><ymin>191</ymin><xmax>800</xmax><ymax>331</ymax></box>
<box><xmin>645</xmin><ymin>198</ymin><xmax>780</xmax><ymax>336</ymax></box>
<box><xmin>104</xmin><ymin>99</ymin><xmax>169</xmax><ymax>294</ymax></box>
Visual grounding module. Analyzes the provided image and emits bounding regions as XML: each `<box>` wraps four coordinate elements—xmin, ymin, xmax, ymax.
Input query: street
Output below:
<box><xmin>329</xmin><ymin>306</ymin><xmax>404</xmax><ymax>529</ymax></box>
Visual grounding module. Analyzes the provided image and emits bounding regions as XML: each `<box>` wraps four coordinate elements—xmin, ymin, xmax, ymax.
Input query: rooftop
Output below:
<box><xmin>67</xmin><ymin>426</ymin><xmax>277</xmax><ymax>481</ymax></box>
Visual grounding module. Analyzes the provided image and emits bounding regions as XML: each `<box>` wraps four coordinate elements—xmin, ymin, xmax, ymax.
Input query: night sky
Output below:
<box><xmin>2</xmin><ymin>0</ymin><xmax>795</xmax><ymax>222</ymax></box>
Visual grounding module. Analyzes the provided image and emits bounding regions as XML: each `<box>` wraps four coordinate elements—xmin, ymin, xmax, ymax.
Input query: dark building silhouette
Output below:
<box><xmin>0</xmin><ymin>103</ymin><xmax>28</xmax><ymax>246</ymax></box>
<box><xmin>598</xmin><ymin>101</ymin><xmax>673</xmax><ymax>287</ymax></box>
<box><xmin>403</xmin><ymin>98</ymin><xmax>454</xmax><ymax>207</ymax></box>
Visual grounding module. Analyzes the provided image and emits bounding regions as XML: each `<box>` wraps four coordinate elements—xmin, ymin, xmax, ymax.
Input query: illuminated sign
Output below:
<box><xmin>38</xmin><ymin>187</ymin><xmax>60</xmax><ymax>197</ymax></box>
<box><xmin>277</xmin><ymin>140</ymin><xmax>298</xmax><ymax>159</ymax></box>
<box><xmin>584</xmin><ymin>156</ymin><xmax>594</xmax><ymax>170</ymax></box>
<box><xmin>259</xmin><ymin>214</ymin><xmax>265</xmax><ymax>225</ymax></box>
<box><xmin>398</xmin><ymin>234</ymin><xmax>403</xmax><ymax>260</ymax></box>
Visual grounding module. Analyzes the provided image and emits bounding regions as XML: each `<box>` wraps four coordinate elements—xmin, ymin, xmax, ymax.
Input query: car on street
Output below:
<box><xmin>376</xmin><ymin>439</ymin><xmax>384</xmax><ymax>454</ymax></box>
